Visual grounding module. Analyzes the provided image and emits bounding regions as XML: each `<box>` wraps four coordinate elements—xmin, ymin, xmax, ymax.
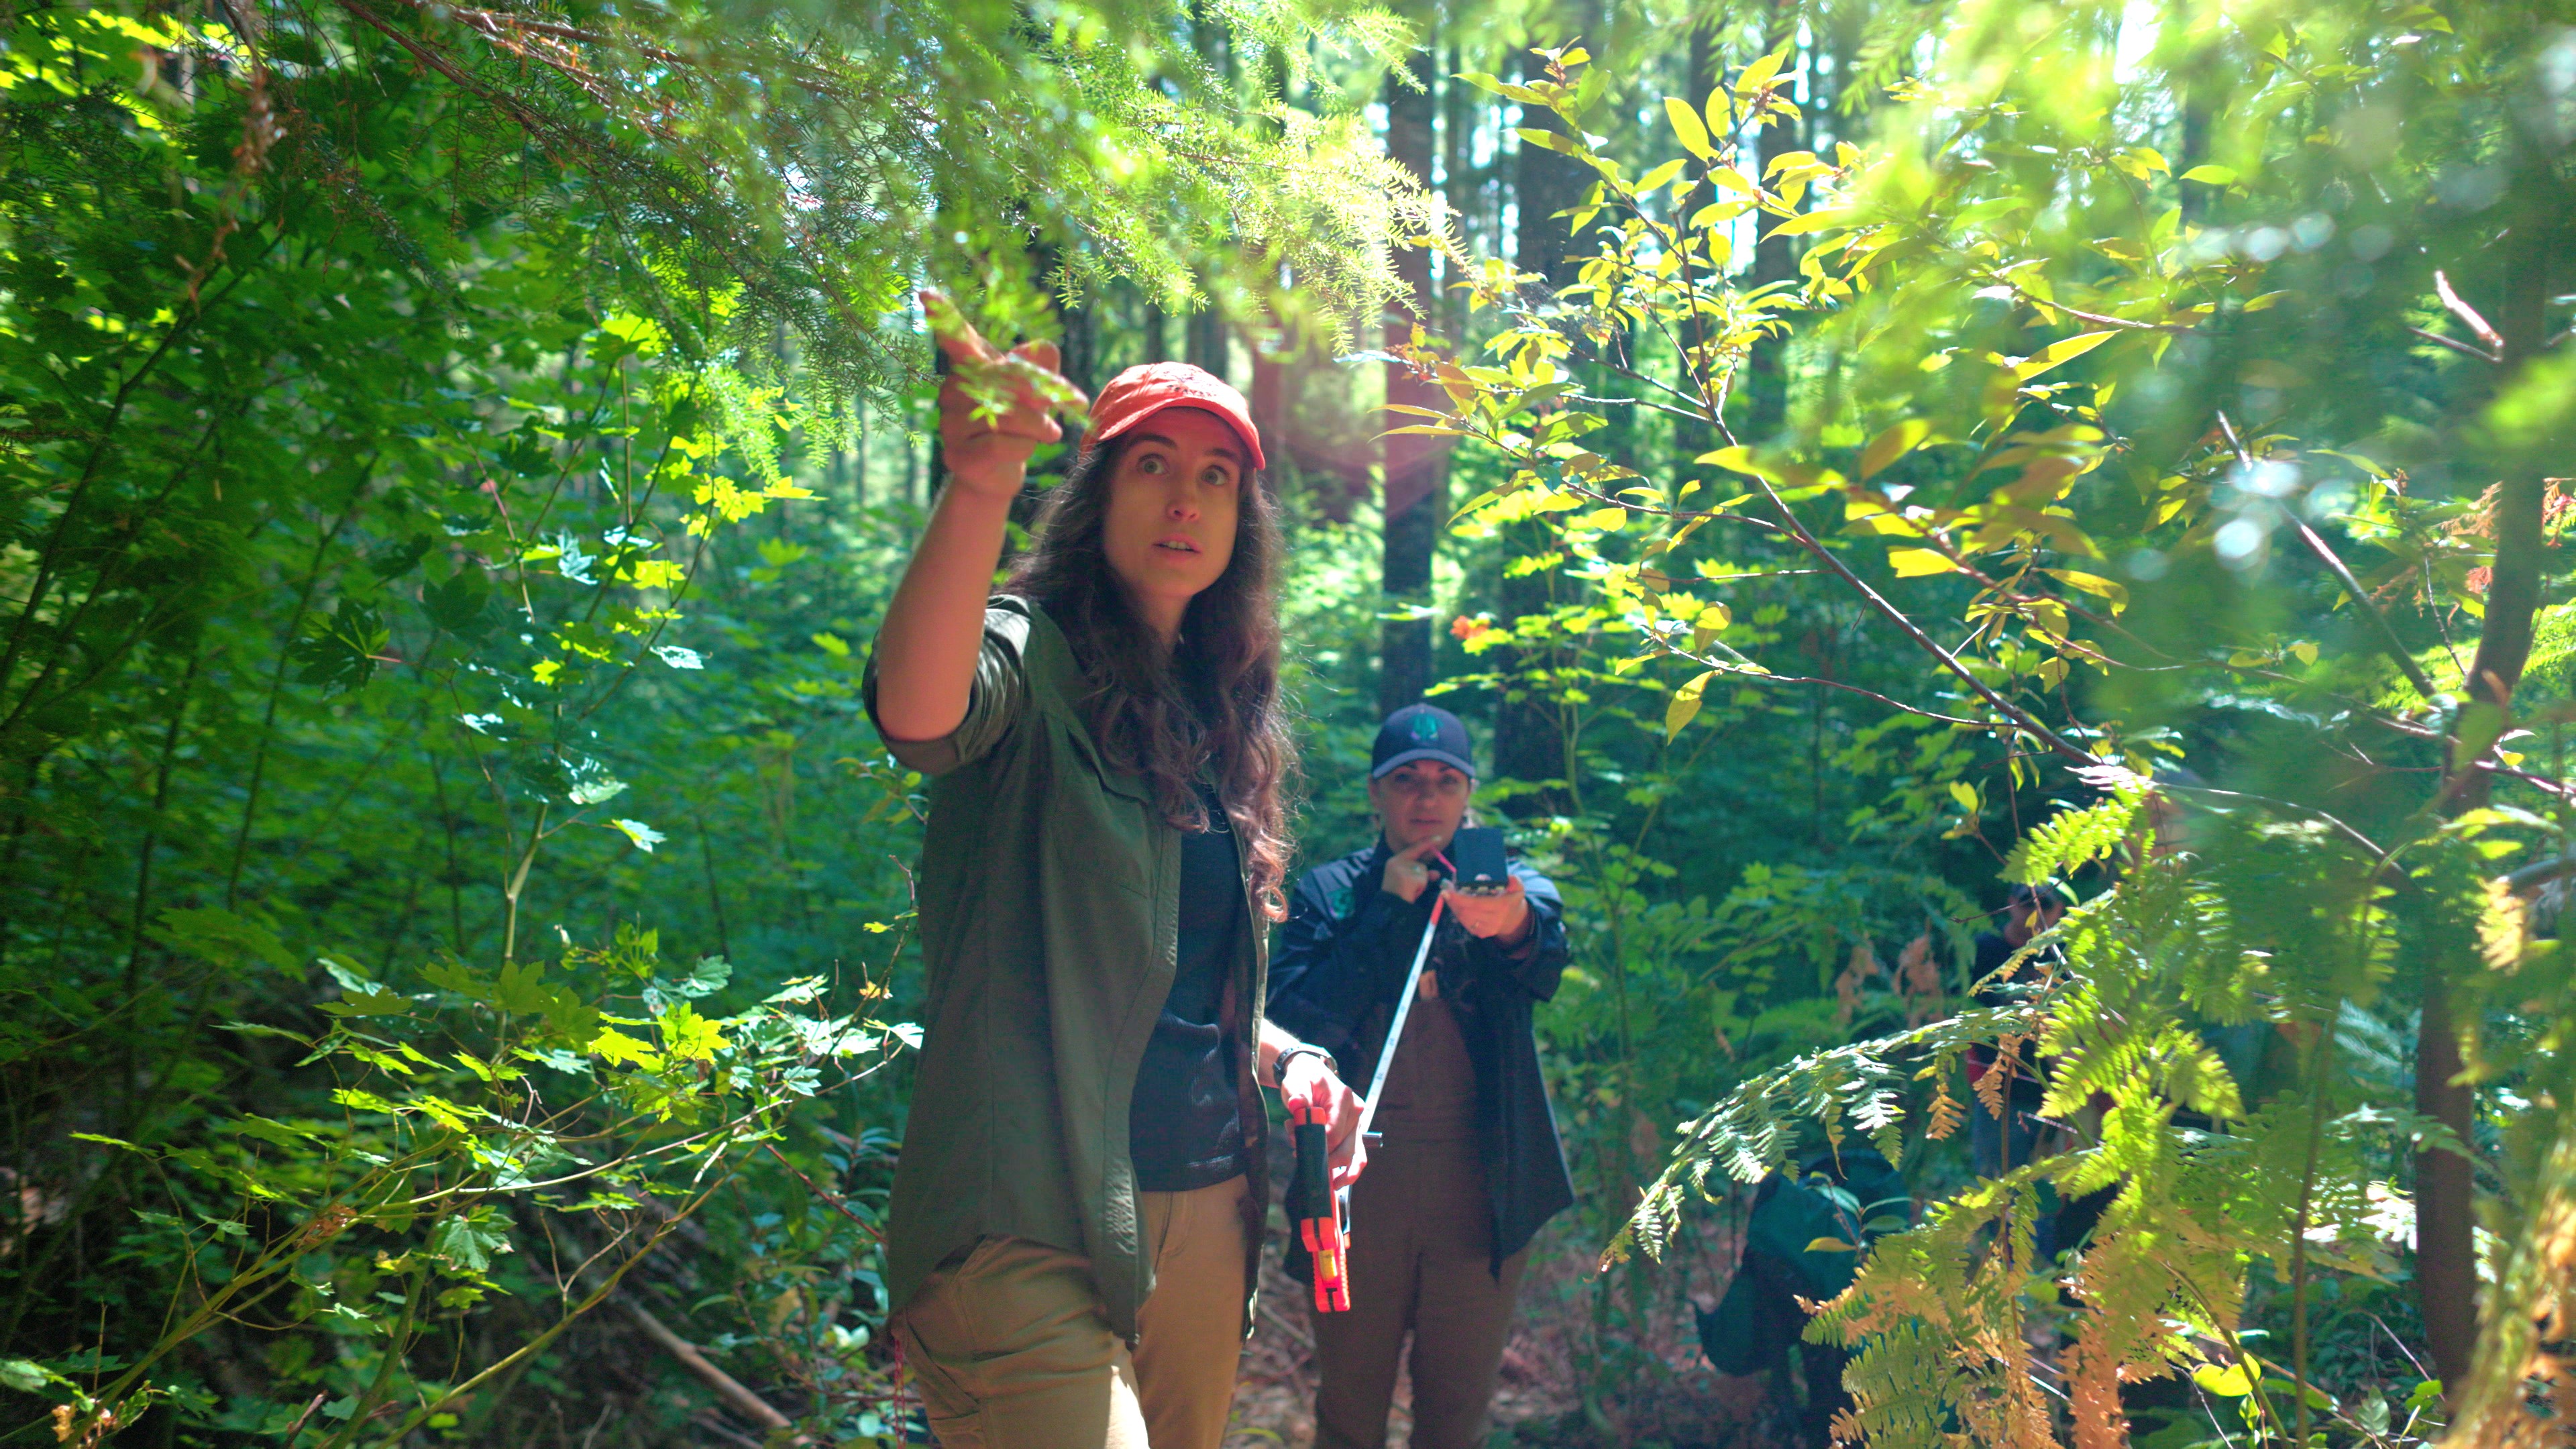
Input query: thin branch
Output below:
<box><xmin>623</xmin><ymin>1299</ymin><xmax>798</xmax><ymax>1434</ymax></box>
<box><xmin>764</xmin><ymin>1142</ymin><xmax>882</xmax><ymax>1240</ymax></box>
<box><xmin>2433</xmin><ymin>270</ymin><xmax>2506</xmax><ymax>351</ymax></box>
<box><xmin>1742</xmin><ymin>474</ymin><xmax>2101</xmax><ymax>765</ymax></box>
<box><xmin>2214</xmin><ymin>412</ymin><xmax>2440</xmax><ymax>703</ymax></box>
<box><xmin>1644</xmin><ymin>640</ymin><xmax>2000</xmax><ymax>728</ymax></box>
<box><xmin>2002</xmin><ymin>282</ymin><xmax>2197</xmax><ymax>335</ymax></box>
<box><xmin>2406</xmin><ymin>325</ymin><xmax>2498</xmax><ymax>365</ymax></box>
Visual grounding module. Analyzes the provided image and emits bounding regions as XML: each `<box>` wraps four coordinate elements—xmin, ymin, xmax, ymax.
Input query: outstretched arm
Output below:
<box><xmin>871</xmin><ymin>295</ymin><xmax>1084</xmax><ymax>743</ymax></box>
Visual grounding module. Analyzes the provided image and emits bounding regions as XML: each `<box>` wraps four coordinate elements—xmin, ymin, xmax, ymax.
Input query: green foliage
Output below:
<box><xmin>0</xmin><ymin>0</ymin><xmax>1421</xmax><ymax>1438</ymax></box>
<box><xmin>1409</xmin><ymin>0</ymin><xmax>2576</xmax><ymax>1442</ymax></box>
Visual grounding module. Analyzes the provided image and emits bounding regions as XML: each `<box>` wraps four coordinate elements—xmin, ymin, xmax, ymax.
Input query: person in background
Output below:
<box><xmin>865</xmin><ymin>301</ymin><xmax>1365</xmax><ymax>1449</ymax></box>
<box><xmin>1266</xmin><ymin>704</ymin><xmax>1575</xmax><ymax>1449</ymax></box>
<box><xmin>1699</xmin><ymin>1148</ymin><xmax>1912</xmax><ymax>1449</ymax></box>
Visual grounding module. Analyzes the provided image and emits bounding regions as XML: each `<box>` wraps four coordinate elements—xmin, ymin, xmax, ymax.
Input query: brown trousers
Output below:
<box><xmin>895</xmin><ymin>1176</ymin><xmax>1250</xmax><ymax>1449</ymax></box>
<box><xmin>1311</xmin><ymin>999</ymin><xmax>1527</xmax><ymax>1449</ymax></box>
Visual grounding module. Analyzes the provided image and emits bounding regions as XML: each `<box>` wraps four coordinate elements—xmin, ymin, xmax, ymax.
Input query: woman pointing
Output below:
<box><xmin>867</xmin><ymin>297</ymin><xmax>1364</xmax><ymax>1449</ymax></box>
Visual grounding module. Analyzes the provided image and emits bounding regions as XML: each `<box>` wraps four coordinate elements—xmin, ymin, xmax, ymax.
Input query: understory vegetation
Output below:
<box><xmin>4</xmin><ymin>0</ymin><xmax>2572</xmax><ymax>1445</ymax></box>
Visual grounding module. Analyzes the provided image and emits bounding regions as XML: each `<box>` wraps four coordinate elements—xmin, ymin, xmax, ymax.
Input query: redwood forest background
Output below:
<box><xmin>2</xmin><ymin>0</ymin><xmax>2573</xmax><ymax>1444</ymax></box>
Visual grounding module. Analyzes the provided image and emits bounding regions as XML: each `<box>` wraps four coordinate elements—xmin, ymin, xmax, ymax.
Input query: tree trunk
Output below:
<box><xmin>2421</xmin><ymin>199</ymin><xmax>2559</xmax><ymax>1411</ymax></box>
<box><xmin>1379</xmin><ymin>28</ymin><xmax>1444</xmax><ymax>718</ymax></box>
<box><xmin>1491</xmin><ymin>24</ymin><xmax>1593</xmax><ymax>802</ymax></box>
<box><xmin>1743</xmin><ymin>1</ymin><xmax>1803</xmax><ymax>439</ymax></box>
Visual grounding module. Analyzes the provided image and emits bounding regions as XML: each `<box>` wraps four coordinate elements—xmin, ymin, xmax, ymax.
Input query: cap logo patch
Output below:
<box><xmin>1411</xmin><ymin>713</ymin><xmax>1441</xmax><ymax>743</ymax></box>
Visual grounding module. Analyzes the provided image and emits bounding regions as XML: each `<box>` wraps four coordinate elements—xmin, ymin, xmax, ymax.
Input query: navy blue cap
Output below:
<box><xmin>1371</xmin><ymin>704</ymin><xmax>1477</xmax><ymax>780</ymax></box>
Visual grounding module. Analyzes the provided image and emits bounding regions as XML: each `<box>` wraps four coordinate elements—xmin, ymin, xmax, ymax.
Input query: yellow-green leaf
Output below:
<box><xmin>1887</xmin><ymin>547</ymin><xmax>1960</xmax><ymax>578</ymax></box>
<box><xmin>1662</xmin><ymin>97</ymin><xmax>1714</xmax><ymax>161</ymax></box>
<box><xmin>2043</xmin><ymin>568</ymin><xmax>2131</xmax><ymax>610</ymax></box>
<box><xmin>1585</xmin><ymin>507</ymin><xmax>1629</xmax><ymax>532</ymax></box>
<box><xmin>2192</xmin><ymin>1362</ymin><xmax>2256</xmax><ymax>1398</ymax></box>
<box><xmin>1666</xmin><ymin>670</ymin><xmax>1717</xmax><ymax>741</ymax></box>
<box><xmin>659</xmin><ymin>1002</ymin><xmax>725</xmax><ymax>1064</ymax></box>
<box><xmin>1635</xmin><ymin>158</ymin><xmax>1688</xmax><ymax>193</ymax></box>
<box><xmin>1735</xmin><ymin>42</ymin><xmax>1790</xmax><ymax>100</ymax></box>
<box><xmin>2015</xmin><ymin>331</ymin><xmax>2117</xmax><ymax>381</ymax></box>
<box><xmin>1695</xmin><ymin>445</ymin><xmax>1776</xmax><ymax>480</ymax></box>
<box><xmin>1764</xmin><ymin>208</ymin><xmax>1852</xmax><ymax>239</ymax></box>
<box><xmin>588</xmin><ymin>1027</ymin><xmax>663</xmax><ymax>1071</ymax></box>
<box><xmin>1691</xmin><ymin>604</ymin><xmax>1733</xmax><ymax>655</ymax></box>
<box><xmin>1860</xmin><ymin>420</ymin><xmax>1933</xmax><ymax>480</ymax></box>
<box><xmin>2180</xmin><ymin>164</ymin><xmax>2238</xmax><ymax>186</ymax></box>
<box><xmin>1948</xmin><ymin>781</ymin><xmax>1979</xmax><ymax>813</ymax></box>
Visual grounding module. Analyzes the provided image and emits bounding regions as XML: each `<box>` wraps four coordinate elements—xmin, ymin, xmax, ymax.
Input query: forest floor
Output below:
<box><xmin>1223</xmin><ymin>1212</ymin><xmax>1775</xmax><ymax>1449</ymax></box>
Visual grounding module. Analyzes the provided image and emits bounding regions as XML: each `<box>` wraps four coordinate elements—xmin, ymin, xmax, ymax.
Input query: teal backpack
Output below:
<box><xmin>1699</xmin><ymin>1150</ymin><xmax>1912</xmax><ymax>1376</ymax></box>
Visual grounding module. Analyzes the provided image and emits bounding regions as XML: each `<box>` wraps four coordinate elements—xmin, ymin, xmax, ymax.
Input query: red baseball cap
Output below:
<box><xmin>1084</xmin><ymin>362</ymin><xmax>1266</xmax><ymax>473</ymax></box>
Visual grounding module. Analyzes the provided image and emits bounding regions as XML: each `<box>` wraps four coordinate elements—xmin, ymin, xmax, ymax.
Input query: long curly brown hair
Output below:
<box><xmin>1004</xmin><ymin>433</ymin><xmax>1296</xmax><ymax>919</ymax></box>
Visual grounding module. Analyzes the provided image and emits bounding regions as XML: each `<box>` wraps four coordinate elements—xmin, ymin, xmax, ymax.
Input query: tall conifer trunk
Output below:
<box><xmin>1491</xmin><ymin>15</ymin><xmax>1592</xmax><ymax>803</ymax></box>
<box><xmin>2423</xmin><ymin>215</ymin><xmax>2560</xmax><ymax>1407</ymax></box>
<box><xmin>1380</xmin><ymin>17</ymin><xmax>1444</xmax><ymax>717</ymax></box>
<box><xmin>1743</xmin><ymin>0</ymin><xmax>1802</xmax><ymax>439</ymax></box>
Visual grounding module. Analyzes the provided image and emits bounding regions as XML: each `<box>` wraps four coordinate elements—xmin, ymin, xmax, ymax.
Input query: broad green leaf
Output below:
<box><xmin>1949</xmin><ymin>781</ymin><xmax>1979</xmax><ymax>812</ymax></box>
<box><xmin>428</xmin><ymin>1215</ymin><xmax>513</xmax><ymax>1274</ymax></box>
<box><xmin>1860</xmin><ymin>420</ymin><xmax>1933</xmax><ymax>480</ymax></box>
<box><xmin>330</xmin><ymin>1088</ymin><xmax>405</xmax><ymax>1115</ymax></box>
<box><xmin>1662</xmin><ymin>98</ymin><xmax>1714</xmax><ymax>161</ymax></box>
<box><xmin>156</xmin><ymin>906</ymin><xmax>293</xmax><ymax>971</ymax></box>
<box><xmin>1803</xmin><ymin>1236</ymin><xmax>1859</xmax><ymax>1253</ymax></box>
<box><xmin>321</xmin><ymin>988</ymin><xmax>411</xmax><ymax>1018</ymax></box>
<box><xmin>0</xmin><ymin>1360</ymin><xmax>54</xmax><ymax>1393</ymax></box>
<box><xmin>2180</xmin><ymin>164</ymin><xmax>2238</xmax><ymax>185</ymax></box>
<box><xmin>2453</xmin><ymin>702</ymin><xmax>2510</xmax><ymax>771</ymax></box>
<box><xmin>494</xmin><ymin>958</ymin><xmax>551</xmax><ymax>1015</ymax></box>
<box><xmin>610</xmin><ymin>818</ymin><xmax>666</xmax><ymax>853</ymax></box>
<box><xmin>1666</xmin><ymin>670</ymin><xmax>1717</xmax><ymax>741</ymax></box>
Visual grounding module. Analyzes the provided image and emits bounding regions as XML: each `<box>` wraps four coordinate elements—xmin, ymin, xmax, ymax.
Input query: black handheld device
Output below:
<box><xmin>1449</xmin><ymin>826</ymin><xmax>1509</xmax><ymax>895</ymax></box>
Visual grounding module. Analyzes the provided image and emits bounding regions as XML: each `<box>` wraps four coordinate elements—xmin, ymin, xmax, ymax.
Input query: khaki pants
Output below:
<box><xmin>895</xmin><ymin>1176</ymin><xmax>1250</xmax><ymax>1449</ymax></box>
<box><xmin>1310</xmin><ymin>1136</ymin><xmax>1527</xmax><ymax>1449</ymax></box>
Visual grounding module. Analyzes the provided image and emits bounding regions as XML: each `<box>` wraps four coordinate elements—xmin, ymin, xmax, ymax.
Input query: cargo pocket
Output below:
<box><xmin>893</xmin><ymin>1311</ymin><xmax>986</xmax><ymax>1447</ymax></box>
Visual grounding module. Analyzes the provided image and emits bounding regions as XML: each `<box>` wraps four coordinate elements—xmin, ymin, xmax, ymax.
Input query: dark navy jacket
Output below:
<box><xmin>1267</xmin><ymin>841</ymin><xmax>1577</xmax><ymax>1274</ymax></box>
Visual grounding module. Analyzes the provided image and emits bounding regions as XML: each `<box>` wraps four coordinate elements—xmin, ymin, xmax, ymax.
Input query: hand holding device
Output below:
<box><xmin>1446</xmin><ymin>826</ymin><xmax>1508</xmax><ymax>895</ymax></box>
<box><xmin>1287</xmin><ymin>1097</ymin><xmax>1352</xmax><ymax>1313</ymax></box>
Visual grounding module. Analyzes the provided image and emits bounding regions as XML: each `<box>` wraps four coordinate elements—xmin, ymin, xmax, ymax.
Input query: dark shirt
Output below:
<box><xmin>1128</xmin><ymin>787</ymin><xmax>1248</xmax><ymax>1191</ymax></box>
<box><xmin>1267</xmin><ymin>840</ymin><xmax>1576</xmax><ymax>1274</ymax></box>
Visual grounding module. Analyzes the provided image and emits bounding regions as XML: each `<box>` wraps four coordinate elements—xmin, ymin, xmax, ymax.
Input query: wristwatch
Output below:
<box><xmin>1272</xmin><ymin>1043</ymin><xmax>1334</xmax><ymax>1087</ymax></box>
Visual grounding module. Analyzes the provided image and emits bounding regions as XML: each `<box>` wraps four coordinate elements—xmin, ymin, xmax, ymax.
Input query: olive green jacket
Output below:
<box><xmin>863</xmin><ymin>597</ymin><xmax>1269</xmax><ymax>1342</ymax></box>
